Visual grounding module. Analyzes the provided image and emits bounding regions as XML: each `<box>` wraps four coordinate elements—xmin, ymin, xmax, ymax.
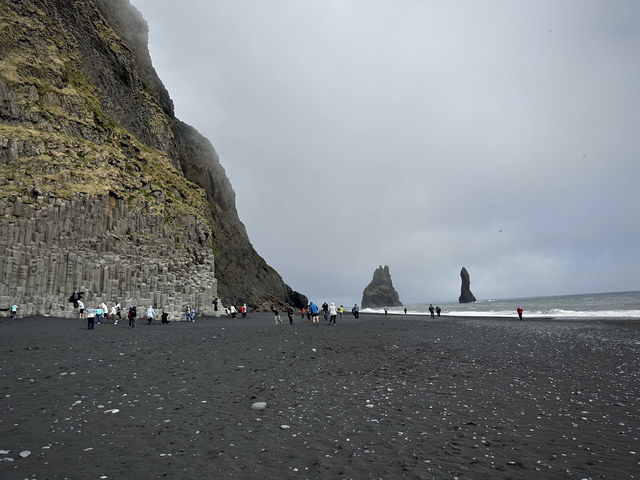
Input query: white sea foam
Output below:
<box><xmin>361</xmin><ymin>308</ymin><xmax>640</xmax><ymax>319</ymax></box>
<box><xmin>361</xmin><ymin>291</ymin><xmax>640</xmax><ymax>320</ymax></box>
<box><xmin>445</xmin><ymin>309</ymin><xmax>640</xmax><ymax>319</ymax></box>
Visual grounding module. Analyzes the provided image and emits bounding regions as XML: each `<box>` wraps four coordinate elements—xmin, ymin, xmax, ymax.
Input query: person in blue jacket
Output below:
<box><xmin>308</xmin><ymin>302</ymin><xmax>320</xmax><ymax>325</ymax></box>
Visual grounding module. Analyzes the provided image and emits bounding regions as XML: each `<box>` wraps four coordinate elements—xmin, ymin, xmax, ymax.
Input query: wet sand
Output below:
<box><xmin>1</xmin><ymin>313</ymin><xmax>638</xmax><ymax>479</ymax></box>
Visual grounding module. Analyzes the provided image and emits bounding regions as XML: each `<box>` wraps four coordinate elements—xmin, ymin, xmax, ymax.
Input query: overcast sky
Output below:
<box><xmin>130</xmin><ymin>0</ymin><xmax>640</xmax><ymax>306</ymax></box>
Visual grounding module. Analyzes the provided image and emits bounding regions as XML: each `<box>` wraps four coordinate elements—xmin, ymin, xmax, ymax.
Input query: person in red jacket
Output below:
<box><xmin>517</xmin><ymin>306</ymin><xmax>524</xmax><ymax>320</ymax></box>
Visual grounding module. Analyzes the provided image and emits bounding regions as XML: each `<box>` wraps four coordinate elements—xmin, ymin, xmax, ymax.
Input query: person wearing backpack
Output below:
<box><xmin>309</xmin><ymin>302</ymin><xmax>320</xmax><ymax>325</ymax></box>
<box><xmin>128</xmin><ymin>305</ymin><xmax>137</xmax><ymax>328</ymax></box>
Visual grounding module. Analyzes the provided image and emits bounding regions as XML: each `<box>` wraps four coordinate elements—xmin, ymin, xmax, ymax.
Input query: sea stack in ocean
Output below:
<box><xmin>361</xmin><ymin>265</ymin><xmax>402</xmax><ymax>308</ymax></box>
<box><xmin>458</xmin><ymin>267</ymin><xmax>477</xmax><ymax>303</ymax></box>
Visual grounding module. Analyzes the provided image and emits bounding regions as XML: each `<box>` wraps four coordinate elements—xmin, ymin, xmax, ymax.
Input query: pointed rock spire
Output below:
<box><xmin>361</xmin><ymin>265</ymin><xmax>402</xmax><ymax>308</ymax></box>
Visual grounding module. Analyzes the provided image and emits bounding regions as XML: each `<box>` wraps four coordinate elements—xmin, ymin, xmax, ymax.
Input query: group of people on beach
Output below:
<box><xmin>268</xmin><ymin>302</ymin><xmax>363</xmax><ymax>326</ymax></box>
<box><xmin>184</xmin><ymin>306</ymin><xmax>196</xmax><ymax>322</ymax></box>
<box><xmin>224</xmin><ymin>303</ymin><xmax>248</xmax><ymax>319</ymax></box>
<box><xmin>7</xmin><ymin>290</ymin><xmax>528</xmax><ymax>324</ymax></box>
<box><xmin>68</xmin><ymin>290</ymin><xmax>174</xmax><ymax>330</ymax></box>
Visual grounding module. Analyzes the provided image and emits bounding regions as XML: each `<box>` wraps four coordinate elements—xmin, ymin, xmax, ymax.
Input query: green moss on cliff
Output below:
<box><xmin>0</xmin><ymin>123</ymin><xmax>207</xmax><ymax>222</ymax></box>
<box><xmin>0</xmin><ymin>2</ymin><xmax>208</xmax><ymax>223</ymax></box>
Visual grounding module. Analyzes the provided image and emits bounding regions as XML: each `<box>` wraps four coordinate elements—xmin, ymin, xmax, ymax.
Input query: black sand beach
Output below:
<box><xmin>1</xmin><ymin>313</ymin><xmax>638</xmax><ymax>479</ymax></box>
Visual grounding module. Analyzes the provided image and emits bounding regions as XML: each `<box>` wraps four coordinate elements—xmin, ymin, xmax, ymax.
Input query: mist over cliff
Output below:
<box><xmin>0</xmin><ymin>0</ymin><xmax>306</xmax><ymax>315</ymax></box>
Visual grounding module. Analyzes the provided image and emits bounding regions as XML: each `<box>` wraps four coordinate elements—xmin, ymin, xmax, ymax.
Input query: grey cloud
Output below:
<box><xmin>131</xmin><ymin>0</ymin><xmax>640</xmax><ymax>304</ymax></box>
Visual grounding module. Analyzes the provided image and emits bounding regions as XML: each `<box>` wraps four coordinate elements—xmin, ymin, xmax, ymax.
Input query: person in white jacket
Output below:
<box><xmin>146</xmin><ymin>305</ymin><xmax>155</xmax><ymax>325</ymax></box>
<box><xmin>328</xmin><ymin>302</ymin><xmax>338</xmax><ymax>325</ymax></box>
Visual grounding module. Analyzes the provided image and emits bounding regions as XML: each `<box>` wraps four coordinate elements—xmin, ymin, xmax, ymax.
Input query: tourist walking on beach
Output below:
<box><xmin>273</xmin><ymin>306</ymin><xmax>283</xmax><ymax>325</ymax></box>
<box><xmin>10</xmin><ymin>303</ymin><xmax>18</xmax><ymax>319</ymax></box>
<box><xmin>352</xmin><ymin>304</ymin><xmax>359</xmax><ymax>319</ymax></box>
<box><xmin>99</xmin><ymin>302</ymin><xmax>108</xmax><ymax>323</ymax></box>
<box><xmin>404</xmin><ymin>307</ymin><xmax>407</xmax><ymax>315</ymax></box>
<box><xmin>322</xmin><ymin>302</ymin><xmax>329</xmax><ymax>321</ymax></box>
<box><xmin>429</xmin><ymin>304</ymin><xmax>435</xmax><ymax>319</ymax></box>
<box><xmin>113</xmin><ymin>303</ymin><xmax>122</xmax><ymax>324</ymax></box>
<box><xmin>77</xmin><ymin>300</ymin><xmax>84</xmax><ymax>319</ymax></box>
<box><xmin>146</xmin><ymin>305</ymin><xmax>156</xmax><ymax>325</ymax></box>
<box><xmin>301</xmin><ymin>306</ymin><xmax>306</xmax><ymax>320</ymax></box>
<box><xmin>161</xmin><ymin>311</ymin><xmax>169</xmax><ymax>325</ymax></box>
<box><xmin>287</xmin><ymin>306</ymin><xmax>294</xmax><ymax>324</ymax></box>
<box><xmin>95</xmin><ymin>304</ymin><xmax>104</xmax><ymax>324</ymax></box>
<box><xmin>384</xmin><ymin>306</ymin><xmax>388</xmax><ymax>315</ymax></box>
<box><xmin>517</xmin><ymin>306</ymin><xmax>524</xmax><ymax>320</ymax></box>
<box><xmin>242</xmin><ymin>303</ymin><xmax>248</xmax><ymax>319</ymax></box>
<box><xmin>436</xmin><ymin>306</ymin><xmax>441</xmax><ymax>317</ymax></box>
<box><xmin>309</xmin><ymin>302</ymin><xmax>320</xmax><ymax>325</ymax></box>
<box><xmin>339</xmin><ymin>305</ymin><xmax>344</xmax><ymax>320</ymax></box>
<box><xmin>329</xmin><ymin>302</ymin><xmax>337</xmax><ymax>325</ymax></box>
<box><xmin>128</xmin><ymin>305</ymin><xmax>136</xmax><ymax>328</ymax></box>
<box><xmin>86</xmin><ymin>305</ymin><xmax>95</xmax><ymax>330</ymax></box>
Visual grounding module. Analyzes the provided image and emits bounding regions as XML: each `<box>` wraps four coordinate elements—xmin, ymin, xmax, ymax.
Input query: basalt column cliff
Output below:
<box><xmin>0</xmin><ymin>0</ymin><xmax>306</xmax><ymax>316</ymax></box>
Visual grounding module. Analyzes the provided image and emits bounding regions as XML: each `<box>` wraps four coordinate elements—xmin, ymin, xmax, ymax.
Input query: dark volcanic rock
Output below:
<box><xmin>361</xmin><ymin>265</ymin><xmax>402</xmax><ymax>308</ymax></box>
<box><xmin>0</xmin><ymin>0</ymin><xmax>307</xmax><ymax>314</ymax></box>
<box><xmin>459</xmin><ymin>267</ymin><xmax>477</xmax><ymax>303</ymax></box>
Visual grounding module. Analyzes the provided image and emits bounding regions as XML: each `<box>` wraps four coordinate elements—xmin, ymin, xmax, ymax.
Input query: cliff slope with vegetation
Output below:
<box><xmin>0</xmin><ymin>0</ymin><xmax>306</xmax><ymax>316</ymax></box>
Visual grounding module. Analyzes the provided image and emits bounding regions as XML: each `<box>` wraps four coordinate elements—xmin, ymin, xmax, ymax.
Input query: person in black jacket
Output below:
<box><xmin>68</xmin><ymin>290</ymin><xmax>84</xmax><ymax>309</ymax></box>
<box><xmin>128</xmin><ymin>305</ymin><xmax>137</xmax><ymax>328</ymax></box>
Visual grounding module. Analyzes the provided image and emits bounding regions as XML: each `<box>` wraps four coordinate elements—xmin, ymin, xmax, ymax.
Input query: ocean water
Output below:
<box><xmin>361</xmin><ymin>291</ymin><xmax>640</xmax><ymax>320</ymax></box>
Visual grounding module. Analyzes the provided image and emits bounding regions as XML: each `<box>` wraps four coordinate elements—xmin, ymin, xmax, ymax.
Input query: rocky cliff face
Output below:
<box><xmin>173</xmin><ymin>120</ymin><xmax>307</xmax><ymax>310</ymax></box>
<box><xmin>0</xmin><ymin>193</ymin><xmax>215</xmax><ymax>319</ymax></box>
<box><xmin>458</xmin><ymin>267</ymin><xmax>477</xmax><ymax>303</ymax></box>
<box><xmin>361</xmin><ymin>265</ymin><xmax>402</xmax><ymax>308</ymax></box>
<box><xmin>0</xmin><ymin>0</ymin><xmax>305</xmax><ymax>316</ymax></box>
